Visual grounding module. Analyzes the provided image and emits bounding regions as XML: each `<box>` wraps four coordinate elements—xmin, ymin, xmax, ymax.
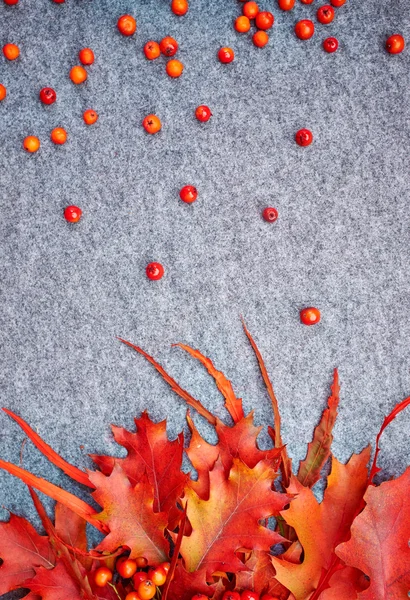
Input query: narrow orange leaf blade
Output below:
<box><xmin>118</xmin><ymin>338</ymin><xmax>217</xmax><ymax>425</ymax></box>
<box><xmin>297</xmin><ymin>369</ymin><xmax>340</xmax><ymax>488</ymax></box>
<box><xmin>0</xmin><ymin>459</ymin><xmax>105</xmax><ymax>533</ymax></box>
<box><xmin>173</xmin><ymin>343</ymin><xmax>244</xmax><ymax>423</ymax></box>
<box><xmin>2</xmin><ymin>408</ymin><xmax>94</xmax><ymax>489</ymax></box>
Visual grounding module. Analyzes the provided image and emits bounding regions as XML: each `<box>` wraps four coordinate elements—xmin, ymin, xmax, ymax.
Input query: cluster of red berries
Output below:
<box><xmin>94</xmin><ymin>556</ymin><xmax>170</xmax><ymax>600</ymax></box>
<box><xmin>143</xmin><ymin>36</ymin><xmax>184</xmax><ymax>78</ymax></box>
<box><xmin>234</xmin><ymin>2</ymin><xmax>275</xmax><ymax>48</ymax></box>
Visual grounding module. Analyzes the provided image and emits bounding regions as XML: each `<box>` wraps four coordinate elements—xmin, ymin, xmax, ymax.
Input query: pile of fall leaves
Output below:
<box><xmin>0</xmin><ymin>324</ymin><xmax>409</xmax><ymax>600</ymax></box>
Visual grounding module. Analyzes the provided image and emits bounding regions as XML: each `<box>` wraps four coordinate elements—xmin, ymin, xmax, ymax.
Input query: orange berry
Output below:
<box><xmin>126</xmin><ymin>594</ymin><xmax>142</xmax><ymax>600</ymax></box>
<box><xmin>138</xmin><ymin>580</ymin><xmax>157</xmax><ymax>600</ymax></box>
<box><xmin>0</xmin><ymin>84</ymin><xmax>6</xmax><ymax>101</ymax></box>
<box><xmin>255</xmin><ymin>11</ymin><xmax>274</xmax><ymax>30</ymax></box>
<box><xmin>132</xmin><ymin>572</ymin><xmax>148</xmax><ymax>588</ymax></box>
<box><xmin>94</xmin><ymin>567</ymin><xmax>113</xmax><ymax>588</ymax></box>
<box><xmin>70</xmin><ymin>65</ymin><xmax>87</xmax><ymax>84</ymax></box>
<box><xmin>148</xmin><ymin>567</ymin><xmax>167</xmax><ymax>586</ymax></box>
<box><xmin>166</xmin><ymin>58</ymin><xmax>184</xmax><ymax>78</ymax></box>
<box><xmin>278</xmin><ymin>0</ymin><xmax>295</xmax><ymax>9</ymax></box>
<box><xmin>83</xmin><ymin>109</ymin><xmax>98</xmax><ymax>125</ymax></box>
<box><xmin>23</xmin><ymin>136</ymin><xmax>40</xmax><ymax>153</ymax></box>
<box><xmin>135</xmin><ymin>557</ymin><xmax>148</xmax><ymax>568</ymax></box>
<box><xmin>79</xmin><ymin>47</ymin><xmax>94</xmax><ymax>65</ymax></box>
<box><xmin>234</xmin><ymin>16</ymin><xmax>251</xmax><ymax>33</ymax></box>
<box><xmin>218</xmin><ymin>47</ymin><xmax>235</xmax><ymax>63</ymax></box>
<box><xmin>144</xmin><ymin>41</ymin><xmax>161</xmax><ymax>60</ymax></box>
<box><xmin>3</xmin><ymin>43</ymin><xmax>20</xmax><ymax>60</ymax></box>
<box><xmin>143</xmin><ymin>114</ymin><xmax>162</xmax><ymax>134</ymax></box>
<box><xmin>159</xmin><ymin>36</ymin><xmax>178</xmax><ymax>57</ymax></box>
<box><xmin>50</xmin><ymin>127</ymin><xmax>67</xmax><ymax>145</ymax></box>
<box><xmin>159</xmin><ymin>562</ymin><xmax>170</xmax><ymax>574</ymax></box>
<box><xmin>116</xmin><ymin>557</ymin><xmax>137</xmax><ymax>579</ymax></box>
<box><xmin>243</xmin><ymin>1</ymin><xmax>259</xmax><ymax>19</ymax></box>
<box><xmin>117</xmin><ymin>14</ymin><xmax>136</xmax><ymax>36</ymax></box>
<box><xmin>253</xmin><ymin>30</ymin><xmax>269</xmax><ymax>47</ymax></box>
<box><xmin>171</xmin><ymin>0</ymin><xmax>188</xmax><ymax>16</ymax></box>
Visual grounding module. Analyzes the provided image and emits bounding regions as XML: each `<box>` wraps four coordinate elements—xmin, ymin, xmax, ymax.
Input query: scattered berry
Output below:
<box><xmin>146</xmin><ymin>263</ymin><xmax>164</xmax><ymax>282</ymax></box>
<box><xmin>253</xmin><ymin>30</ymin><xmax>269</xmax><ymax>47</ymax></box>
<box><xmin>117</xmin><ymin>14</ymin><xmax>136</xmax><ymax>36</ymax></box>
<box><xmin>143</xmin><ymin>115</ymin><xmax>162</xmax><ymax>134</ymax></box>
<box><xmin>135</xmin><ymin>557</ymin><xmax>148</xmax><ymax>568</ymax></box>
<box><xmin>83</xmin><ymin>109</ymin><xmax>98</xmax><ymax>125</ymax></box>
<box><xmin>222</xmin><ymin>593</ymin><xmax>241</xmax><ymax>600</ymax></box>
<box><xmin>64</xmin><ymin>205</ymin><xmax>82</xmax><ymax>223</ymax></box>
<box><xmin>180</xmin><ymin>185</ymin><xmax>198</xmax><ymax>204</ymax></box>
<box><xmin>263</xmin><ymin>207</ymin><xmax>278</xmax><ymax>222</ymax></box>
<box><xmin>94</xmin><ymin>567</ymin><xmax>113</xmax><ymax>587</ymax></box>
<box><xmin>295</xmin><ymin>20</ymin><xmax>315</xmax><ymax>40</ymax></box>
<box><xmin>4</xmin><ymin>0</ymin><xmax>19</xmax><ymax>5</ymax></box>
<box><xmin>166</xmin><ymin>58</ymin><xmax>184</xmax><ymax>78</ymax></box>
<box><xmin>50</xmin><ymin>127</ymin><xmax>67</xmax><ymax>145</ymax></box>
<box><xmin>0</xmin><ymin>84</ymin><xmax>7</xmax><ymax>101</ymax></box>
<box><xmin>195</xmin><ymin>105</ymin><xmax>212</xmax><ymax>122</ymax></box>
<box><xmin>234</xmin><ymin>16</ymin><xmax>251</xmax><ymax>33</ymax></box>
<box><xmin>323</xmin><ymin>36</ymin><xmax>338</xmax><ymax>52</ymax></box>
<box><xmin>330</xmin><ymin>0</ymin><xmax>345</xmax><ymax>6</ymax></box>
<box><xmin>243</xmin><ymin>1</ymin><xmax>259</xmax><ymax>19</ymax></box>
<box><xmin>255</xmin><ymin>11</ymin><xmax>274</xmax><ymax>30</ymax></box>
<box><xmin>39</xmin><ymin>87</ymin><xmax>57</xmax><ymax>105</ymax></box>
<box><xmin>3</xmin><ymin>43</ymin><xmax>20</xmax><ymax>61</ymax></box>
<box><xmin>316</xmin><ymin>5</ymin><xmax>334</xmax><ymax>24</ymax></box>
<box><xmin>171</xmin><ymin>0</ymin><xmax>188</xmax><ymax>16</ymax></box>
<box><xmin>144</xmin><ymin>41</ymin><xmax>161</xmax><ymax>60</ymax></box>
<box><xmin>70</xmin><ymin>65</ymin><xmax>87</xmax><ymax>84</ymax></box>
<box><xmin>295</xmin><ymin>128</ymin><xmax>313</xmax><ymax>146</ymax></box>
<box><xmin>300</xmin><ymin>0</ymin><xmax>314</xmax><ymax>3</ymax></box>
<box><xmin>138</xmin><ymin>577</ymin><xmax>158</xmax><ymax>596</ymax></box>
<box><xmin>79</xmin><ymin>48</ymin><xmax>95</xmax><ymax>65</ymax></box>
<box><xmin>148</xmin><ymin>567</ymin><xmax>167</xmax><ymax>586</ymax></box>
<box><xmin>300</xmin><ymin>307</ymin><xmax>321</xmax><ymax>326</ymax></box>
<box><xmin>385</xmin><ymin>34</ymin><xmax>405</xmax><ymax>54</ymax></box>
<box><xmin>218</xmin><ymin>47</ymin><xmax>235</xmax><ymax>63</ymax></box>
<box><xmin>241</xmin><ymin>591</ymin><xmax>259</xmax><ymax>600</ymax></box>
<box><xmin>132</xmin><ymin>572</ymin><xmax>149</xmax><ymax>587</ymax></box>
<box><xmin>23</xmin><ymin>136</ymin><xmax>40</xmax><ymax>153</ymax></box>
<box><xmin>160</xmin><ymin>36</ymin><xmax>178</xmax><ymax>57</ymax></box>
<box><xmin>116</xmin><ymin>558</ymin><xmax>137</xmax><ymax>579</ymax></box>
<box><xmin>52</xmin><ymin>0</ymin><xmax>66</xmax><ymax>3</ymax></box>
<box><xmin>278</xmin><ymin>0</ymin><xmax>295</xmax><ymax>9</ymax></box>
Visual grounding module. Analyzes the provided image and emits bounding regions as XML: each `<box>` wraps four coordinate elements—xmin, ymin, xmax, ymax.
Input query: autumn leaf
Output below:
<box><xmin>0</xmin><ymin>513</ymin><xmax>54</xmax><ymax>595</ymax></box>
<box><xmin>180</xmin><ymin>458</ymin><xmax>289</xmax><ymax>575</ymax></box>
<box><xmin>272</xmin><ymin>448</ymin><xmax>371</xmax><ymax>600</ymax></box>
<box><xmin>336</xmin><ymin>467</ymin><xmax>410</xmax><ymax>600</ymax></box>
<box><xmin>24</xmin><ymin>562</ymin><xmax>83</xmax><ymax>600</ymax></box>
<box><xmin>89</xmin><ymin>463</ymin><xmax>169</xmax><ymax>564</ymax></box>
<box><xmin>235</xmin><ymin>550</ymin><xmax>288</xmax><ymax>599</ymax></box>
<box><xmin>185</xmin><ymin>411</ymin><xmax>219</xmax><ymax>500</ymax></box>
<box><xmin>55</xmin><ymin>503</ymin><xmax>88</xmax><ymax>553</ymax></box>
<box><xmin>167</xmin><ymin>563</ymin><xmax>215</xmax><ymax>600</ymax></box>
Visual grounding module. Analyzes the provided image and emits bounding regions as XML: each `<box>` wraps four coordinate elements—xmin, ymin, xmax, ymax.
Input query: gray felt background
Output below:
<box><xmin>0</xmin><ymin>0</ymin><xmax>409</xmax><ymax>529</ymax></box>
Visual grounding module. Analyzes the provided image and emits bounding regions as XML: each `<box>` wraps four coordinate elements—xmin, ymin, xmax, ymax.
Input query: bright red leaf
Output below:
<box><xmin>24</xmin><ymin>562</ymin><xmax>83</xmax><ymax>600</ymax></box>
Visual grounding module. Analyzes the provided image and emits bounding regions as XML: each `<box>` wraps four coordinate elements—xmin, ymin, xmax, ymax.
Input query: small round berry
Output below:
<box><xmin>133</xmin><ymin>572</ymin><xmax>149</xmax><ymax>587</ymax></box>
<box><xmin>94</xmin><ymin>567</ymin><xmax>113</xmax><ymax>587</ymax></box>
<box><xmin>159</xmin><ymin>562</ymin><xmax>170</xmax><ymax>574</ymax></box>
<box><xmin>171</xmin><ymin>0</ymin><xmax>188</xmax><ymax>15</ymax></box>
<box><xmin>300</xmin><ymin>0</ymin><xmax>314</xmax><ymax>3</ymax></box>
<box><xmin>4</xmin><ymin>0</ymin><xmax>19</xmax><ymax>5</ymax></box>
<box><xmin>241</xmin><ymin>591</ymin><xmax>259</xmax><ymax>600</ymax></box>
<box><xmin>160</xmin><ymin>36</ymin><xmax>178</xmax><ymax>57</ymax></box>
<box><xmin>117</xmin><ymin>14</ymin><xmax>136</xmax><ymax>36</ymax></box>
<box><xmin>255</xmin><ymin>11</ymin><xmax>274</xmax><ymax>30</ymax></box>
<box><xmin>191</xmin><ymin>596</ymin><xmax>208</xmax><ymax>600</ymax></box>
<box><xmin>323</xmin><ymin>36</ymin><xmax>338</xmax><ymax>52</ymax></box>
<box><xmin>144</xmin><ymin>41</ymin><xmax>161</xmax><ymax>60</ymax></box>
<box><xmin>138</xmin><ymin>579</ymin><xmax>157</xmax><ymax>599</ymax></box>
<box><xmin>116</xmin><ymin>557</ymin><xmax>137</xmax><ymax>579</ymax></box>
<box><xmin>50</xmin><ymin>127</ymin><xmax>67</xmax><ymax>145</ymax></box>
<box><xmin>253</xmin><ymin>30</ymin><xmax>269</xmax><ymax>47</ymax></box>
<box><xmin>135</xmin><ymin>557</ymin><xmax>148</xmax><ymax>568</ymax></box>
<box><xmin>385</xmin><ymin>34</ymin><xmax>405</xmax><ymax>54</ymax></box>
<box><xmin>234</xmin><ymin>16</ymin><xmax>251</xmax><ymax>33</ymax></box>
<box><xmin>3</xmin><ymin>43</ymin><xmax>20</xmax><ymax>60</ymax></box>
<box><xmin>222</xmin><ymin>592</ymin><xmax>241</xmax><ymax>600</ymax></box>
<box><xmin>218</xmin><ymin>47</ymin><xmax>235</xmax><ymax>63</ymax></box>
<box><xmin>278</xmin><ymin>0</ymin><xmax>295</xmax><ymax>9</ymax></box>
<box><xmin>0</xmin><ymin>84</ymin><xmax>7</xmax><ymax>101</ymax></box>
<box><xmin>126</xmin><ymin>594</ymin><xmax>141</xmax><ymax>600</ymax></box>
<box><xmin>243</xmin><ymin>1</ymin><xmax>259</xmax><ymax>19</ymax></box>
<box><xmin>317</xmin><ymin>5</ymin><xmax>334</xmax><ymax>24</ymax></box>
<box><xmin>23</xmin><ymin>136</ymin><xmax>40</xmax><ymax>153</ymax></box>
<box><xmin>83</xmin><ymin>109</ymin><xmax>98</xmax><ymax>125</ymax></box>
<box><xmin>64</xmin><ymin>205</ymin><xmax>82</xmax><ymax>223</ymax></box>
<box><xmin>330</xmin><ymin>0</ymin><xmax>345</xmax><ymax>6</ymax></box>
<box><xmin>295</xmin><ymin>20</ymin><xmax>315</xmax><ymax>40</ymax></box>
<box><xmin>195</xmin><ymin>105</ymin><xmax>212</xmax><ymax>122</ymax></box>
<box><xmin>148</xmin><ymin>567</ymin><xmax>167</xmax><ymax>586</ymax></box>
<box><xmin>79</xmin><ymin>48</ymin><xmax>95</xmax><ymax>65</ymax></box>
<box><xmin>39</xmin><ymin>87</ymin><xmax>57</xmax><ymax>105</ymax></box>
<box><xmin>166</xmin><ymin>59</ymin><xmax>184</xmax><ymax>78</ymax></box>
<box><xmin>300</xmin><ymin>307</ymin><xmax>321</xmax><ymax>326</ymax></box>
<box><xmin>295</xmin><ymin>128</ymin><xmax>313</xmax><ymax>146</ymax></box>
<box><xmin>180</xmin><ymin>185</ymin><xmax>198</xmax><ymax>204</ymax></box>
<box><xmin>143</xmin><ymin>114</ymin><xmax>162</xmax><ymax>134</ymax></box>
<box><xmin>52</xmin><ymin>0</ymin><xmax>65</xmax><ymax>3</ymax></box>
<box><xmin>70</xmin><ymin>65</ymin><xmax>87</xmax><ymax>84</ymax></box>
<box><xmin>263</xmin><ymin>207</ymin><xmax>278</xmax><ymax>222</ymax></box>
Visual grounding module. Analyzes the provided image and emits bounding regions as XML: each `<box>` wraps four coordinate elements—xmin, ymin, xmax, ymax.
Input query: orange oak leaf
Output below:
<box><xmin>318</xmin><ymin>566</ymin><xmax>369</xmax><ymax>600</ymax></box>
<box><xmin>89</xmin><ymin>463</ymin><xmax>169</xmax><ymax>564</ymax></box>
<box><xmin>180</xmin><ymin>458</ymin><xmax>289</xmax><ymax>575</ymax></box>
<box><xmin>186</xmin><ymin>411</ymin><xmax>219</xmax><ymax>500</ymax></box>
<box><xmin>235</xmin><ymin>550</ymin><xmax>289</xmax><ymax>599</ymax></box>
<box><xmin>0</xmin><ymin>514</ymin><xmax>54</xmax><ymax>595</ymax></box>
<box><xmin>336</xmin><ymin>467</ymin><xmax>410</xmax><ymax>600</ymax></box>
<box><xmin>24</xmin><ymin>562</ymin><xmax>83</xmax><ymax>600</ymax></box>
<box><xmin>272</xmin><ymin>447</ymin><xmax>371</xmax><ymax>600</ymax></box>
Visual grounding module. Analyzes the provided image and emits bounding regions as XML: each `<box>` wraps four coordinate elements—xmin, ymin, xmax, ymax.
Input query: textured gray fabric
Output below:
<box><xmin>0</xmin><ymin>0</ymin><xmax>409</xmax><ymax>528</ymax></box>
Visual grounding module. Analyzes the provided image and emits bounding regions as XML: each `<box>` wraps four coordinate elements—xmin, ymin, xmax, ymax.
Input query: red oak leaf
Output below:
<box><xmin>167</xmin><ymin>563</ymin><xmax>215</xmax><ymax>600</ymax></box>
<box><xmin>336</xmin><ymin>467</ymin><xmax>410</xmax><ymax>600</ymax></box>
<box><xmin>89</xmin><ymin>463</ymin><xmax>169</xmax><ymax>564</ymax></box>
<box><xmin>55</xmin><ymin>502</ymin><xmax>88</xmax><ymax>553</ymax></box>
<box><xmin>185</xmin><ymin>411</ymin><xmax>219</xmax><ymax>500</ymax></box>
<box><xmin>235</xmin><ymin>550</ymin><xmax>289</xmax><ymax>599</ymax></box>
<box><xmin>0</xmin><ymin>513</ymin><xmax>54</xmax><ymax>595</ymax></box>
<box><xmin>272</xmin><ymin>448</ymin><xmax>371</xmax><ymax>600</ymax></box>
<box><xmin>24</xmin><ymin>562</ymin><xmax>83</xmax><ymax>600</ymax></box>
<box><xmin>180</xmin><ymin>458</ymin><xmax>289</xmax><ymax>575</ymax></box>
